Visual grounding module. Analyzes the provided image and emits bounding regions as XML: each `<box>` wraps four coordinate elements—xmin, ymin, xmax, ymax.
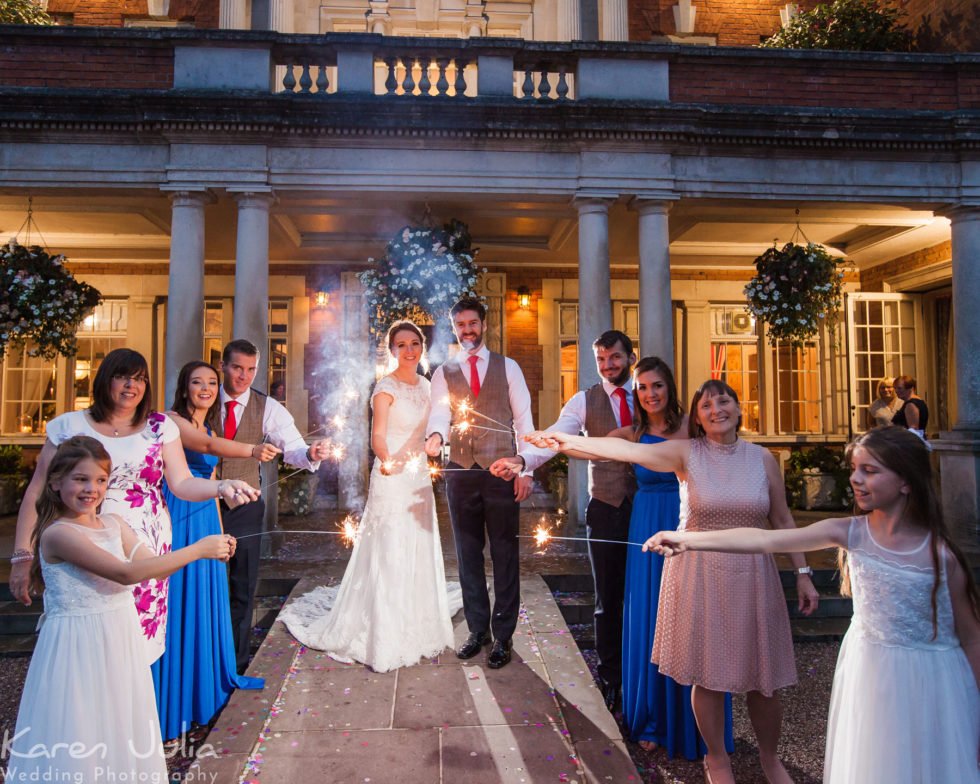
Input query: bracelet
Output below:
<box><xmin>796</xmin><ymin>566</ymin><xmax>813</xmax><ymax>577</ymax></box>
<box><xmin>10</xmin><ymin>548</ymin><xmax>33</xmax><ymax>564</ymax></box>
<box><xmin>215</xmin><ymin>480</ymin><xmax>227</xmax><ymax>499</ymax></box>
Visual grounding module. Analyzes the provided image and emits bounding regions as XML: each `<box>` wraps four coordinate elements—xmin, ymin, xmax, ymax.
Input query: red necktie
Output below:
<box><xmin>614</xmin><ymin>388</ymin><xmax>632</xmax><ymax>427</ymax></box>
<box><xmin>468</xmin><ymin>355</ymin><xmax>481</xmax><ymax>399</ymax></box>
<box><xmin>224</xmin><ymin>400</ymin><xmax>238</xmax><ymax>440</ymax></box>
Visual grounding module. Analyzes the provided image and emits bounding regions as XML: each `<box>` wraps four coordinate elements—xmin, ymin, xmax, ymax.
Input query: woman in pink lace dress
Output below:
<box><xmin>526</xmin><ymin>379</ymin><xmax>820</xmax><ymax>784</ymax></box>
<box><xmin>10</xmin><ymin>349</ymin><xmax>258</xmax><ymax>664</ymax></box>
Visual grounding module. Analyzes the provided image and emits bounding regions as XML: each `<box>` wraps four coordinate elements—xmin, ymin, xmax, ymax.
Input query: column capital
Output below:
<box><xmin>938</xmin><ymin>203</ymin><xmax>980</xmax><ymax>224</ymax></box>
<box><xmin>230</xmin><ymin>189</ymin><xmax>277</xmax><ymax>210</ymax></box>
<box><xmin>629</xmin><ymin>197</ymin><xmax>676</xmax><ymax>217</ymax></box>
<box><xmin>571</xmin><ymin>195</ymin><xmax>616</xmax><ymax>215</ymax></box>
<box><xmin>161</xmin><ymin>188</ymin><xmax>215</xmax><ymax>207</ymax></box>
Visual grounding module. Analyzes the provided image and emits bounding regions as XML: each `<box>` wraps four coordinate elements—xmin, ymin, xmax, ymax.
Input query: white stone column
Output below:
<box><xmin>269</xmin><ymin>0</ymin><xmax>293</xmax><ymax>32</ymax></box>
<box><xmin>934</xmin><ymin>205</ymin><xmax>980</xmax><ymax>549</ymax></box>
<box><xmin>569</xmin><ymin>197</ymin><xmax>613</xmax><ymax>526</ymax></box>
<box><xmin>635</xmin><ymin>199</ymin><xmax>674</xmax><ymax>362</ymax></box>
<box><xmin>575</xmin><ymin>197</ymin><xmax>613</xmax><ymax>389</ymax></box>
<box><xmin>164</xmin><ymin>191</ymin><xmax>210</xmax><ymax>407</ymax></box>
<box><xmin>600</xmin><ymin>0</ymin><xmax>629</xmax><ymax>41</ymax></box>
<box><xmin>219</xmin><ymin>0</ymin><xmax>247</xmax><ymax>29</ymax></box>
<box><xmin>558</xmin><ymin>0</ymin><xmax>581</xmax><ymax>41</ymax></box>
<box><xmin>231</xmin><ymin>191</ymin><xmax>274</xmax><ymax>393</ymax></box>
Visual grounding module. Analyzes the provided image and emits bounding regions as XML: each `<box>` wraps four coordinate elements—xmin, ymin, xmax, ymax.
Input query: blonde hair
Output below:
<box><xmin>29</xmin><ymin>436</ymin><xmax>112</xmax><ymax>594</ymax></box>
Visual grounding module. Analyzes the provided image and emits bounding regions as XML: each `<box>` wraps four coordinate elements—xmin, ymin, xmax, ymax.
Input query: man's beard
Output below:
<box><xmin>608</xmin><ymin>367</ymin><xmax>631</xmax><ymax>387</ymax></box>
<box><xmin>459</xmin><ymin>333</ymin><xmax>483</xmax><ymax>351</ymax></box>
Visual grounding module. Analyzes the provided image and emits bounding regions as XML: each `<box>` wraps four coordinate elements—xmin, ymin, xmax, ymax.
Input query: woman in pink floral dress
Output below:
<box><xmin>10</xmin><ymin>349</ymin><xmax>258</xmax><ymax>663</ymax></box>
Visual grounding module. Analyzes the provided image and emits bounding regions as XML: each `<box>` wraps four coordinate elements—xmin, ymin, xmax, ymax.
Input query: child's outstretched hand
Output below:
<box><xmin>197</xmin><ymin>534</ymin><xmax>236</xmax><ymax>562</ymax></box>
<box><xmin>643</xmin><ymin>530</ymin><xmax>689</xmax><ymax>557</ymax></box>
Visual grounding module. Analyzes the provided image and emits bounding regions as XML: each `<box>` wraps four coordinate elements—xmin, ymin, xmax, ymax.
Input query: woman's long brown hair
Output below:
<box><xmin>29</xmin><ymin>436</ymin><xmax>113</xmax><ymax>594</ymax></box>
<box><xmin>630</xmin><ymin>357</ymin><xmax>684</xmax><ymax>442</ymax></box>
<box><xmin>839</xmin><ymin>426</ymin><xmax>980</xmax><ymax>637</ymax></box>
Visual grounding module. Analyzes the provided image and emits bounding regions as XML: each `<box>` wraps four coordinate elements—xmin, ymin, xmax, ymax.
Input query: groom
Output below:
<box><xmin>425</xmin><ymin>297</ymin><xmax>535</xmax><ymax>669</ymax></box>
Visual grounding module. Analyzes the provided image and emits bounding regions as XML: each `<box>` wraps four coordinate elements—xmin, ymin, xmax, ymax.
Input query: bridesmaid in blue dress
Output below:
<box><xmin>152</xmin><ymin>361</ymin><xmax>279</xmax><ymax>741</ymax></box>
<box><xmin>610</xmin><ymin>357</ymin><xmax>734</xmax><ymax>759</ymax></box>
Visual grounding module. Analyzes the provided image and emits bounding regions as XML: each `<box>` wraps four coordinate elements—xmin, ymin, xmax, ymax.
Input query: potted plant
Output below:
<box><xmin>0</xmin><ymin>444</ymin><xmax>28</xmax><ymax>516</ymax></box>
<box><xmin>784</xmin><ymin>445</ymin><xmax>852</xmax><ymax>511</ymax></box>
<box><xmin>548</xmin><ymin>453</ymin><xmax>569</xmax><ymax>514</ymax></box>
<box><xmin>277</xmin><ymin>459</ymin><xmax>320</xmax><ymax>516</ymax></box>
<box><xmin>744</xmin><ymin>242</ymin><xmax>845</xmax><ymax>347</ymax></box>
<box><xmin>357</xmin><ymin>219</ymin><xmax>484</xmax><ymax>344</ymax></box>
<box><xmin>0</xmin><ymin>242</ymin><xmax>101</xmax><ymax>361</ymax></box>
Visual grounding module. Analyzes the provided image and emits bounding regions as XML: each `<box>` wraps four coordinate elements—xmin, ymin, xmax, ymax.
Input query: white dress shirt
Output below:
<box><xmin>426</xmin><ymin>344</ymin><xmax>536</xmax><ymax>468</ymax></box>
<box><xmin>522</xmin><ymin>379</ymin><xmax>634</xmax><ymax>473</ymax></box>
<box><xmin>220</xmin><ymin>387</ymin><xmax>320</xmax><ymax>471</ymax></box>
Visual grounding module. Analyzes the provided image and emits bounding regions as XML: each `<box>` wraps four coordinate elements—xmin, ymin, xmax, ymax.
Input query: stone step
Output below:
<box><xmin>0</xmin><ymin>633</ymin><xmax>37</xmax><ymax>658</ymax></box>
<box><xmin>0</xmin><ymin>600</ymin><xmax>42</xmax><ymax>635</ymax></box>
<box><xmin>790</xmin><ymin>616</ymin><xmax>851</xmax><ymax>642</ymax></box>
<box><xmin>252</xmin><ymin>593</ymin><xmax>289</xmax><ymax>630</ymax></box>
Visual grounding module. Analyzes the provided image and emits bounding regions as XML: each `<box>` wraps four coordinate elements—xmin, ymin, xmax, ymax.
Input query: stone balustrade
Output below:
<box><xmin>0</xmin><ymin>25</ymin><xmax>977</xmax><ymax>112</ymax></box>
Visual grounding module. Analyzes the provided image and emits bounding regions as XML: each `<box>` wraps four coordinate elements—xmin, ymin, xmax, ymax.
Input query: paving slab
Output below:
<box><xmin>200</xmin><ymin>573</ymin><xmax>638</xmax><ymax>783</ymax></box>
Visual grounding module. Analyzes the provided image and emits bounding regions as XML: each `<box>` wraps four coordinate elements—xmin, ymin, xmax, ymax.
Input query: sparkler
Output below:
<box><xmin>235</xmin><ymin>514</ymin><xmax>361</xmax><ymax>547</ymax></box>
<box><xmin>518</xmin><ymin>524</ymin><xmax>644</xmax><ymax>549</ymax></box>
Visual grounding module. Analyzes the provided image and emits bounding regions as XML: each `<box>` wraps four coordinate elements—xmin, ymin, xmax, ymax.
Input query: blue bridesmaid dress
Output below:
<box><xmin>621</xmin><ymin>433</ymin><xmax>734</xmax><ymax>759</ymax></box>
<box><xmin>151</xmin><ymin>439</ymin><xmax>264</xmax><ymax>740</ymax></box>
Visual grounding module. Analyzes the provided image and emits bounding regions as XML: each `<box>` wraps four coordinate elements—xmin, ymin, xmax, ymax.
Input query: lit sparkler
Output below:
<box><xmin>339</xmin><ymin>514</ymin><xmax>360</xmax><ymax>546</ymax></box>
<box><xmin>517</xmin><ymin>526</ymin><xmax>644</xmax><ymax>549</ymax></box>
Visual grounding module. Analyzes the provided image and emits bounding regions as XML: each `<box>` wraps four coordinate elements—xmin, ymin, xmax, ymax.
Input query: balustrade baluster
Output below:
<box><xmin>282</xmin><ymin>63</ymin><xmax>296</xmax><ymax>93</ymax></box>
<box><xmin>419</xmin><ymin>57</ymin><xmax>432</xmax><ymax>95</ymax></box>
<box><xmin>556</xmin><ymin>68</ymin><xmax>569</xmax><ymax>100</ymax></box>
<box><xmin>454</xmin><ymin>58</ymin><xmax>468</xmax><ymax>96</ymax></box>
<box><xmin>436</xmin><ymin>58</ymin><xmax>450</xmax><ymax>96</ymax></box>
<box><xmin>521</xmin><ymin>69</ymin><xmax>534</xmax><ymax>99</ymax></box>
<box><xmin>384</xmin><ymin>57</ymin><xmax>398</xmax><ymax>95</ymax></box>
<box><xmin>316</xmin><ymin>65</ymin><xmax>329</xmax><ymax>94</ymax></box>
<box><xmin>299</xmin><ymin>63</ymin><xmax>313</xmax><ymax>93</ymax></box>
<box><xmin>403</xmin><ymin>58</ymin><xmax>417</xmax><ymax>95</ymax></box>
<box><xmin>539</xmin><ymin>68</ymin><xmax>553</xmax><ymax>100</ymax></box>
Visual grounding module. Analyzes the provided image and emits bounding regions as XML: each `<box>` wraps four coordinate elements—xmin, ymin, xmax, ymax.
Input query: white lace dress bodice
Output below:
<box><xmin>280</xmin><ymin>374</ymin><xmax>462</xmax><ymax>672</ymax></box>
<box><xmin>10</xmin><ymin>516</ymin><xmax>168</xmax><ymax>783</ymax></box>
<box><xmin>824</xmin><ymin>516</ymin><xmax>979</xmax><ymax>784</ymax></box>
<box><xmin>846</xmin><ymin>517</ymin><xmax>958</xmax><ymax>650</ymax></box>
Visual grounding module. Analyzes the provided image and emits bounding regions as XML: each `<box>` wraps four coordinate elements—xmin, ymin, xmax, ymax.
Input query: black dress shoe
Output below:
<box><xmin>486</xmin><ymin>638</ymin><xmax>512</xmax><ymax>669</ymax></box>
<box><xmin>456</xmin><ymin>631</ymin><xmax>491</xmax><ymax>659</ymax></box>
<box><xmin>601</xmin><ymin>680</ymin><xmax>621</xmax><ymax>713</ymax></box>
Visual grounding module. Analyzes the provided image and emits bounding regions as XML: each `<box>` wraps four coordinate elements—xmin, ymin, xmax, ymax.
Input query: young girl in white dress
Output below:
<box><xmin>281</xmin><ymin>321</ymin><xmax>462</xmax><ymax>672</ymax></box>
<box><xmin>7</xmin><ymin>436</ymin><xmax>237</xmax><ymax>784</ymax></box>
<box><xmin>647</xmin><ymin>426</ymin><xmax>980</xmax><ymax>784</ymax></box>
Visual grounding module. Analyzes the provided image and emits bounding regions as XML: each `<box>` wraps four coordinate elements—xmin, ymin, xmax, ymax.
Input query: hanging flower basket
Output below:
<box><xmin>357</xmin><ymin>219</ymin><xmax>483</xmax><ymax>343</ymax></box>
<box><xmin>0</xmin><ymin>242</ymin><xmax>102</xmax><ymax>361</ymax></box>
<box><xmin>744</xmin><ymin>242</ymin><xmax>845</xmax><ymax>346</ymax></box>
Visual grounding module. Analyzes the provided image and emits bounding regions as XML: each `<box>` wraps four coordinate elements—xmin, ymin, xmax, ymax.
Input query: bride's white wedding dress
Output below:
<box><xmin>281</xmin><ymin>374</ymin><xmax>462</xmax><ymax>672</ymax></box>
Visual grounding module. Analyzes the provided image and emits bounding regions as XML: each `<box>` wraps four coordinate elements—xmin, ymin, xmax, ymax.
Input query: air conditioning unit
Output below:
<box><xmin>726</xmin><ymin>311</ymin><xmax>754</xmax><ymax>335</ymax></box>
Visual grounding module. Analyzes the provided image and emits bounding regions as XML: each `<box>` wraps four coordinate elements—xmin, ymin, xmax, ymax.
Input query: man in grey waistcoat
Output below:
<box><xmin>493</xmin><ymin>330</ymin><xmax>636</xmax><ymax>710</ymax></box>
<box><xmin>219</xmin><ymin>338</ymin><xmax>331</xmax><ymax>672</ymax></box>
<box><xmin>424</xmin><ymin>297</ymin><xmax>535</xmax><ymax>669</ymax></box>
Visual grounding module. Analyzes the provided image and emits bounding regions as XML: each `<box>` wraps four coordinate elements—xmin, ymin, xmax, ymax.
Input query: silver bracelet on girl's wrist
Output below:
<box><xmin>795</xmin><ymin>566</ymin><xmax>813</xmax><ymax>577</ymax></box>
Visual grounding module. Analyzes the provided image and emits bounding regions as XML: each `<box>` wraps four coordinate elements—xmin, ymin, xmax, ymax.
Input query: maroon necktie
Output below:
<box><xmin>224</xmin><ymin>400</ymin><xmax>238</xmax><ymax>440</ymax></box>
<box><xmin>614</xmin><ymin>388</ymin><xmax>632</xmax><ymax>427</ymax></box>
<box><xmin>468</xmin><ymin>355</ymin><xmax>481</xmax><ymax>399</ymax></box>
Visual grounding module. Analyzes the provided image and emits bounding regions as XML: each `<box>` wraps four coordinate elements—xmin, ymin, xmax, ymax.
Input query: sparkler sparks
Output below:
<box><xmin>339</xmin><ymin>514</ymin><xmax>360</xmax><ymax>547</ymax></box>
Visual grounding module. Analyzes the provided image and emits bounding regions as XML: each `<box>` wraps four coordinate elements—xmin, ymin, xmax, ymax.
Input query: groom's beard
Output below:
<box><xmin>458</xmin><ymin>329</ymin><xmax>484</xmax><ymax>353</ymax></box>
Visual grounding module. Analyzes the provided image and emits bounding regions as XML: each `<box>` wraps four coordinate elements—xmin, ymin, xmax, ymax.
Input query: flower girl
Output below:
<box><xmin>647</xmin><ymin>426</ymin><xmax>980</xmax><ymax>784</ymax></box>
<box><xmin>6</xmin><ymin>436</ymin><xmax>237</xmax><ymax>784</ymax></box>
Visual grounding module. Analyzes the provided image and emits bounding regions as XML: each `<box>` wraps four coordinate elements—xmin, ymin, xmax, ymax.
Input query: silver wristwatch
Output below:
<box><xmin>796</xmin><ymin>566</ymin><xmax>813</xmax><ymax>577</ymax></box>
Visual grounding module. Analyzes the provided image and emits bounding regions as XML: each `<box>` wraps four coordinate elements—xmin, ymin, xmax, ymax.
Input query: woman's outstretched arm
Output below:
<box><xmin>524</xmin><ymin>431</ymin><xmax>689</xmax><ymax>475</ymax></box>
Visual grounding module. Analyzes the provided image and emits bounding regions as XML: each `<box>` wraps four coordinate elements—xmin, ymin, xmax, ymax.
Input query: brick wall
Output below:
<box><xmin>45</xmin><ymin>0</ymin><xmax>219</xmax><ymax>28</ymax></box>
<box><xmin>669</xmin><ymin>53</ymin><xmax>970</xmax><ymax>110</ymax></box>
<box><xmin>0</xmin><ymin>36</ymin><xmax>174</xmax><ymax>88</ymax></box>
<box><xmin>628</xmin><ymin>0</ymin><xmax>822</xmax><ymax>47</ymax></box>
<box><xmin>860</xmin><ymin>240</ymin><xmax>951</xmax><ymax>291</ymax></box>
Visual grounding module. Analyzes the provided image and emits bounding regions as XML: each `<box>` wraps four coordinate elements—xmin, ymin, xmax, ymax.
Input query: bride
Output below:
<box><xmin>281</xmin><ymin>320</ymin><xmax>462</xmax><ymax>672</ymax></box>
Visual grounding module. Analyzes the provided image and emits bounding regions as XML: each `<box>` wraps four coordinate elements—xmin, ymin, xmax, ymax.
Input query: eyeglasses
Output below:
<box><xmin>112</xmin><ymin>374</ymin><xmax>148</xmax><ymax>385</ymax></box>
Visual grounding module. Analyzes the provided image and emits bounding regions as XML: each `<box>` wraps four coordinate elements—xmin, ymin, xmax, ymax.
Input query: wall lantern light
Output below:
<box><xmin>314</xmin><ymin>290</ymin><xmax>330</xmax><ymax>308</ymax></box>
<box><xmin>517</xmin><ymin>286</ymin><xmax>531</xmax><ymax>310</ymax></box>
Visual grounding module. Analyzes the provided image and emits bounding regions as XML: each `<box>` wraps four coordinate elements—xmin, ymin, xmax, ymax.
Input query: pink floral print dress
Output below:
<box><xmin>46</xmin><ymin>410</ymin><xmax>179</xmax><ymax>663</ymax></box>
